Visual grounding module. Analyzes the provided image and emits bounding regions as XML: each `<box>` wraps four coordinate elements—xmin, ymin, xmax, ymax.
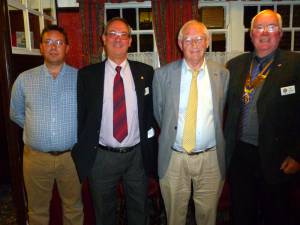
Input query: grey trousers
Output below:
<box><xmin>89</xmin><ymin>144</ymin><xmax>148</xmax><ymax>225</ymax></box>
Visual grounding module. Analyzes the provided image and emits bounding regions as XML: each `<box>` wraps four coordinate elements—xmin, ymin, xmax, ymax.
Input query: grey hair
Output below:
<box><xmin>103</xmin><ymin>17</ymin><xmax>132</xmax><ymax>36</ymax></box>
<box><xmin>178</xmin><ymin>20</ymin><xmax>209</xmax><ymax>40</ymax></box>
<box><xmin>250</xmin><ymin>9</ymin><xmax>282</xmax><ymax>31</ymax></box>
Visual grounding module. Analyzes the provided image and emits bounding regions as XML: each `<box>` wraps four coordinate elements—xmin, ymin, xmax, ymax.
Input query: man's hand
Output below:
<box><xmin>280</xmin><ymin>156</ymin><xmax>300</xmax><ymax>174</ymax></box>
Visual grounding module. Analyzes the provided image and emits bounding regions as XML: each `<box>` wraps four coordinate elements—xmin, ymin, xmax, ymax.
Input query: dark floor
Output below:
<box><xmin>0</xmin><ymin>184</ymin><xmax>17</xmax><ymax>225</ymax></box>
<box><xmin>0</xmin><ymin>184</ymin><xmax>229</xmax><ymax>225</ymax></box>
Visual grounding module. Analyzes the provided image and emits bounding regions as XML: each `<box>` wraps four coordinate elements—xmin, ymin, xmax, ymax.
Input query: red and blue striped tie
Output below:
<box><xmin>113</xmin><ymin>66</ymin><xmax>128</xmax><ymax>142</ymax></box>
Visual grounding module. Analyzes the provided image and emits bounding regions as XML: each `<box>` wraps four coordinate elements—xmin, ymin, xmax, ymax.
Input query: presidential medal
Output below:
<box><xmin>242</xmin><ymin>92</ymin><xmax>250</xmax><ymax>104</ymax></box>
<box><xmin>241</xmin><ymin>59</ymin><xmax>274</xmax><ymax>105</ymax></box>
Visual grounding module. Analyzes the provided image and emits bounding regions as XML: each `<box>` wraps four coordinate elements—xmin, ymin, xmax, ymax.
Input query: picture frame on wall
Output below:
<box><xmin>16</xmin><ymin>31</ymin><xmax>34</xmax><ymax>48</ymax></box>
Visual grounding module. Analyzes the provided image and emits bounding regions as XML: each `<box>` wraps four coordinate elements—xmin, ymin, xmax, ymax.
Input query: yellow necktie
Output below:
<box><xmin>182</xmin><ymin>69</ymin><xmax>199</xmax><ymax>153</ymax></box>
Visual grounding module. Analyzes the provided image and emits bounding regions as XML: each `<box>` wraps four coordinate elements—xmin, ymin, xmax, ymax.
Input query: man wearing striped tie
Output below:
<box><xmin>153</xmin><ymin>20</ymin><xmax>229</xmax><ymax>225</ymax></box>
<box><xmin>71</xmin><ymin>17</ymin><xmax>157</xmax><ymax>225</ymax></box>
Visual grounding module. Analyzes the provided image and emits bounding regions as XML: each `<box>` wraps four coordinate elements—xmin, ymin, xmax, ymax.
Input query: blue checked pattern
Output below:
<box><xmin>10</xmin><ymin>64</ymin><xmax>78</xmax><ymax>152</ymax></box>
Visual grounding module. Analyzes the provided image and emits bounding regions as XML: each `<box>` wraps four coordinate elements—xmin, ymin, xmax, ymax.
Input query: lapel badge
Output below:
<box><xmin>140</xmin><ymin>75</ymin><xmax>144</xmax><ymax>80</ymax></box>
<box><xmin>277</xmin><ymin>64</ymin><xmax>282</xmax><ymax>67</ymax></box>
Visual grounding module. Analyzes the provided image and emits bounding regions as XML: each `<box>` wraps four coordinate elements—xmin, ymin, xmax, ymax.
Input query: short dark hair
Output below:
<box><xmin>103</xmin><ymin>17</ymin><xmax>132</xmax><ymax>36</ymax></box>
<box><xmin>40</xmin><ymin>25</ymin><xmax>69</xmax><ymax>45</ymax></box>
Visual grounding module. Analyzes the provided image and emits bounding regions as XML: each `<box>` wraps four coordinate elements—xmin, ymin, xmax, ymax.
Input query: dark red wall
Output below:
<box><xmin>52</xmin><ymin>10</ymin><xmax>96</xmax><ymax>225</ymax></box>
<box><xmin>57</xmin><ymin>9</ymin><xmax>83</xmax><ymax>69</ymax></box>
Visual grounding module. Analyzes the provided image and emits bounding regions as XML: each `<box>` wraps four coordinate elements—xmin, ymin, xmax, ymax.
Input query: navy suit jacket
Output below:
<box><xmin>72</xmin><ymin>60</ymin><xmax>157</xmax><ymax>182</ymax></box>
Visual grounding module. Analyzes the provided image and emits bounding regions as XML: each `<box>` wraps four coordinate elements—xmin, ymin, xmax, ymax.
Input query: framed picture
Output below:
<box><xmin>199</xmin><ymin>7</ymin><xmax>225</xmax><ymax>29</ymax></box>
<box><xmin>16</xmin><ymin>31</ymin><xmax>34</xmax><ymax>48</ymax></box>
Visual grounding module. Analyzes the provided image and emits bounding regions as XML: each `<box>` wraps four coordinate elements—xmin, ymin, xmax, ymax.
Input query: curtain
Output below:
<box><xmin>78</xmin><ymin>0</ymin><xmax>105</xmax><ymax>65</ymax></box>
<box><xmin>78</xmin><ymin>0</ymin><xmax>198</xmax><ymax>66</ymax></box>
<box><xmin>78</xmin><ymin>0</ymin><xmax>144</xmax><ymax>66</ymax></box>
<box><xmin>151</xmin><ymin>0</ymin><xmax>199</xmax><ymax>66</ymax></box>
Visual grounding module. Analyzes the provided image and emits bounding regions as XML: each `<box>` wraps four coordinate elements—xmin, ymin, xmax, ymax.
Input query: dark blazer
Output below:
<box><xmin>225</xmin><ymin>49</ymin><xmax>300</xmax><ymax>184</ymax></box>
<box><xmin>72</xmin><ymin>60</ymin><xmax>157</xmax><ymax>182</ymax></box>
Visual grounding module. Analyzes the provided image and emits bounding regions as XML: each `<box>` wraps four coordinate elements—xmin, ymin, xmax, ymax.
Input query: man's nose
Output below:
<box><xmin>50</xmin><ymin>43</ymin><xmax>58</xmax><ymax>49</ymax></box>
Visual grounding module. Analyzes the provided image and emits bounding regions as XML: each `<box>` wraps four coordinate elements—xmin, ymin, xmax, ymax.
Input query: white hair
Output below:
<box><xmin>250</xmin><ymin>9</ymin><xmax>282</xmax><ymax>31</ymax></box>
<box><xmin>178</xmin><ymin>20</ymin><xmax>209</xmax><ymax>40</ymax></box>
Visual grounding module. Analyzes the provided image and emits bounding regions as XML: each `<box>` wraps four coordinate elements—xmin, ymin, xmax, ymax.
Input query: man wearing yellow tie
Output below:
<box><xmin>153</xmin><ymin>20</ymin><xmax>229</xmax><ymax>225</ymax></box>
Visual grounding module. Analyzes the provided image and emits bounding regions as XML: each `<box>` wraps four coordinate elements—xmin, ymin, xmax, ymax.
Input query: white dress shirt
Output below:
<box><xmin>99</xmin><ymin>59</ymin><xmax>140</xmax><ymax>147</ymax></box>
<box><xmin>173</xmin><ymin>59</ymin><xmax>216</xmax><ymax>152</ymax></box>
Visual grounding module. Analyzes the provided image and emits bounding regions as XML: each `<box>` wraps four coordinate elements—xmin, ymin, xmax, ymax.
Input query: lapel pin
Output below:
<box><xmin>140</xmin><ymin>76</ymin><xmax>144</xmax><ymax>80</ymax></box>
<box><xmin>277</xmin><ymin>64</ymin><xmax>282</xmax><ymax>67</ymax></box>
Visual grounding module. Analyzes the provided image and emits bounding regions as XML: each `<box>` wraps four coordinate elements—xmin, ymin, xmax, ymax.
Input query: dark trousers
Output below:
<box><xmin>228</xmin><ymin>141</ymin><xmax>292</xmax><ymax>225</ymax></box>
<box><xmin>89</xmin><ymin>144</ymin><xmax>148</xmax><ymax>225</ymax></box>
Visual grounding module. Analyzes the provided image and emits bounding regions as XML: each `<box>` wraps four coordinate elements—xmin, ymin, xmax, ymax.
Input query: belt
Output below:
<box><xmin>47</xmin><ymin>149</ymin><xmax>71</xmax><ymax>156</ymax></box>
<box><xmin>98</xmin><ymin>143</ymin><xmax>139</xmax><ymax>153</ymax></box>
<box><xmin>172</xmin><ymin>146</ymin><xmax>215</xmax><ymax>155</ymax></box>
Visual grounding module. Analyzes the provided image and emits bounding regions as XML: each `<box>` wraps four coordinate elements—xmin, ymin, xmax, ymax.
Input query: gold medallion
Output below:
<box><xmin>242</xmin><ymin>92</ymin><xmax>250</xmax><ymax>104</ymax></box>
<box><xmin>241</xmin><ymin>59</ymin><xmax>274</xmax><ymax>105</ymax></box>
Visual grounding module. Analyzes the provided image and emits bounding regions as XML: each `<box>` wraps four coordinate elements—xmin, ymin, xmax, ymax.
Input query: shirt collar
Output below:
<box><xmin>182</xmin><ymin>58</ymin><xmax>206</xmax><ymax>75</ymax></box>
<box><xmin>253</xmin><ymin>51</ymin><xmax>275</xmax><ymax>64</ymax></box>
<box><xmin>42</xmin><ymin>63</ymin><xmax>66</xmax><ymax>78</ymax></box>
<box><xmin>107</xmin><ymin>58</ymin><xmax>128</xmax><ymax>72</ymax></box>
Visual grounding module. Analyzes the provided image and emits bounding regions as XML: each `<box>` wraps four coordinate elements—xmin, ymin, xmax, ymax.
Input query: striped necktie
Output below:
<box><xmin>113</xmin><ymin>66</ymin><xmax>128</xmax><ymax>142</ymax></box>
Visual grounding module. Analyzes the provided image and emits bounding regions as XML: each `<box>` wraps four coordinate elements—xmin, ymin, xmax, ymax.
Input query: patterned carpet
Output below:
<box><xmin>0</xmin><ymin>184</ymin><xmax>229</xmax><ymax>225</ymax></box>
<box><xmin>0</xmin><ymin>184</ymin><xmax>17</xmax><ymax>225</ymax></box>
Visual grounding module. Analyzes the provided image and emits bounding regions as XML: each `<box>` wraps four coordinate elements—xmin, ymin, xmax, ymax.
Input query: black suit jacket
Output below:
<box><xmin>72</xmin><ymin>60</ymin><xmax>157</xmax><ymax>182</ymax></box>
<box><xmin>225</xmin><ymin>49</ymin><xmax>300</xmax><ymax>184</ymax></box>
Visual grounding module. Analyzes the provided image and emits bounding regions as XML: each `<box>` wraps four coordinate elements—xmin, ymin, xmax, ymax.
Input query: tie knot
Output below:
<box><xmin>192</xmin><ymin>70</ymin><xmax>199</xmax><ymax>78</ymax></box>
<box><xmin>116</xmin><ymin>66</ymin><xmax>122</xmax><ymax>73</ymax></box>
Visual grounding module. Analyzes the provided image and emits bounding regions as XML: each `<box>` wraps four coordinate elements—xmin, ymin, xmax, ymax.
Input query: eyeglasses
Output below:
<box><xmin>43</xmin><ymin>39</ymin><xmax>65</xmax><ymax>47</ymax></box>
<box><xmin>106</xmin><ymin>31</ymin><xmax>130</xmax><ymax>40</ymax></box>
<box><xmin>182</xmin><ymin>36</ymin><xmax>205</xmax><ymax>46</ymax></box>
<box><xmin>253</xmin><ymin>24</ymin><xmax>279</xmax><ymax>33</ymax></box>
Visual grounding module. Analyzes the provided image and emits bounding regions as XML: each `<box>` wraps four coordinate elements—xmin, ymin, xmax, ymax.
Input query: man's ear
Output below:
<box><xmin>128</xmin><ymin>36</ymin><xmax>132</xmax><ymax>47</ymax></box>
<box><xmin>178</xmin><ymin>39</ymin><xmax>183</xmax><ymax>51</ymax></box>
<box><xmin>250</xmin><ymin>31</ymin><xmax>253</xmax><ymax>39</ymax></box>
<box><xmin>102</xmin><ymin>34</ymin><xmax>106</xmax><ymax>46</ymax></box>
<box><xmin>206</xmin><ymin>36</ymin><xmax>210</xmax><ymax>49</ymax></box>
<box><xmin>65</xmin><ymin>45</ymin><xmax>70</xmax><ymax>54</ymax></box>
<box><xmin>40</xmin><ymin>43</ymin><xmax>44</xmax><ymax>55</ymax></box>
<box><xmin>279</xmin><ymin>30</ymin><xmax>283</xmax><ymax>39</ymax></box>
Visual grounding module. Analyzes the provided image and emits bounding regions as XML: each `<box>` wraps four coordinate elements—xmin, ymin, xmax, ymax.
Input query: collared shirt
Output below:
<box><xmin>173</xmin><ymin>59</ymin><xmax>216</xmax><ymax>152</ymax></box>
<box><xmin>10</xmin><ymin>63</ymin><xmax>78</xmax><ymax>152</ymax></box>
<box><xmin>99</xmin><ymin>59</ymin><xmax>140</xmax><ymax>147</ymax></box>
<box><xmin>252</xmin><ymin>51</ymin><xmax>275</xmax><ymax>76</ymax></box>
<box><xmin>240</xmin><ymin>51</ymin><xmax>275</xmax><ymax>146</ymax></box>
